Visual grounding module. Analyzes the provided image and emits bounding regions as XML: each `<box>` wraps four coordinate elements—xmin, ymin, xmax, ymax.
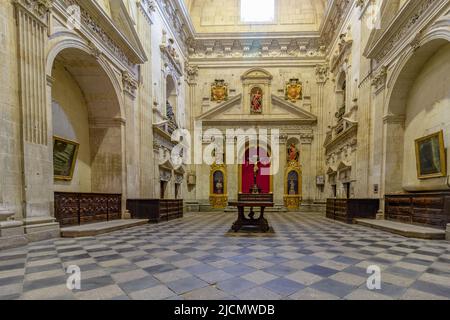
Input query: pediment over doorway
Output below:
<box><xmin>197</xmin><ymin>94</ymin><xmax>317</xmax><ymax>126</ymax></box>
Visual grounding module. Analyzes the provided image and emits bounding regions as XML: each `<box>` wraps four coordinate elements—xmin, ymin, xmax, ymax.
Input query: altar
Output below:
<box><xmin>229</xmin><ymin>193</ymin><xmax>274</xmax><ymax>232</ymax></box>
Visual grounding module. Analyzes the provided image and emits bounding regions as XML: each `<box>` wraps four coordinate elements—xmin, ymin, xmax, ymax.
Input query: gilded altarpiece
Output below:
<box><xmin>284</xmin><ymin>160</ymin><xmax>302</xmax><ymax>210</ymax></box>
<box><xmin>210</xmin><ymin>163</ymin><xmax>228</xmax><ymax>209</ymax></box>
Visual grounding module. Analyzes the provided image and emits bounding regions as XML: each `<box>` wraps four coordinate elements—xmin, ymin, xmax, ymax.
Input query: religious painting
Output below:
<box><xmin>53</xmin><ymin>136</ymin><xmax>79</xmax><ymax>181</ymax></box>
<box><xmin>213</xmin><ymin>170</ymin><xmax>225</xmax><ymax>194</ymax></box>
<box><xmin>415</xmin><ymin>130</ymin><xmax>447</xmax><ymax>179</ymax></box>
<box><xmin>211</xmin><ymin>79</ymin><xmax>228</xmax><ymax>103</ymax></box>
<box><xmin>285</xmin><ymin>78</ymin><xmax>303</xmax><ymax>102</ymax></box>
<box><xmin>287</xmin><ymin>171</ymin><xmax>299</xmax><ymax>195</ymax></box>
<box><xmin>250</xmin><ymin>87</ymin><xmax>263</xmax><ymax>114</ymax></box>
<box><xmin>287</xmin><ymin>143</ymin><xmax>299</xmax><ymax>162</ymax></box>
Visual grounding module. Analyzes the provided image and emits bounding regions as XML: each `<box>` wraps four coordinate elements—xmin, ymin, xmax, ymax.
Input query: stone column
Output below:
<box><xmin>275</xmin><ymin>134</ymin><xmax>287</xmax><ymax>207</ymax></box>
<box><xmin>300</xmin><ymin>134</ymin><xmax>314</xmax><ymax>204</ymax></box>
<box><xmin>186</xmin><ymin>63</ymin><xmax>198</xmax><ymax>204</ymax></box>
<box><xmin>314</xmin><ymin>64</ymin><xmax>329</xmax><ymax>201</ymax></box>
<box><xmin>14</xmin><ymin>0</ymin><xmax>59</xmax><ymax>240</ymax></box>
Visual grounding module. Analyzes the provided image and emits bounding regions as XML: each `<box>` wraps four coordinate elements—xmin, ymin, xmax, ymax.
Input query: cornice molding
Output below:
<box><xmin>364</xmin><ymin>0</ymin><xmax>448</xmax><ymax>63</ymax></box>
<box><xmin>59</xmin><ymin>0</ymin><xmax>147</xmax><ymax>67</ymax></box>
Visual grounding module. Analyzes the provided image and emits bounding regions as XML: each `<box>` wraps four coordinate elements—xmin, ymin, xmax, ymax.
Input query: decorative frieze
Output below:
<box><xmin>62</xmin><ymin>0</ymin><xmax>137</xmax><ymax>69</ymax></box>
<box><xmin>188</xmin><ymin>38</ymin><xmax>325</xmax><ymax>60</ymax></box>
<box><xmin>365</xmin><ymin>0</ymin><xmax>443</xmax><ymax>62</ymax></box>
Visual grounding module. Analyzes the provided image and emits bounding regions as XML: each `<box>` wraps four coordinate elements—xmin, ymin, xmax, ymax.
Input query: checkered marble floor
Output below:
<box><xmin>0</xmin><ymin>212</ymin><xmax>449</xmax><ymax>300</ymax></box>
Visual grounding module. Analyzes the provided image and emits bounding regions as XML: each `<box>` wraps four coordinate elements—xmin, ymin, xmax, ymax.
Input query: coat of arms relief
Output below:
<box><xmin>285</xmin><ymin>78</ymin><xmax>303</xmax><ymax>102</ymax></box>
<box><xmin>211</xmin><ymin>79</ymin><xmax>229</xmax><ymax>103</ymax></box>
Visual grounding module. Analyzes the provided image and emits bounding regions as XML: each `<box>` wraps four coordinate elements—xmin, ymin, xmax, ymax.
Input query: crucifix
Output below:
<box><xmin>250</xmin><ymin>155</ymin><xmax>261</xmax><ymax>194</ymax></box>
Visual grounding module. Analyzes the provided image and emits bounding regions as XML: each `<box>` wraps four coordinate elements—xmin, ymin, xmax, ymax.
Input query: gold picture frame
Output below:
<box><xmin>415</xmin><ymin>130</ymin><xmax>446</xmax><ymax>179</ymax></box>
<box><xmin>53</xmin><ymin>136</ymin><xmax>79</xmax><ymax>181</ymax></box>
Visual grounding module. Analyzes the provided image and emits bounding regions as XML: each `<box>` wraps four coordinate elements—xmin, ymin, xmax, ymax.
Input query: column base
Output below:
<box><xmin>0</xmin><ymin>208</ymin><xmax>27</xmax><ymax>250</ymax></box>
<box><xmin>122</xmin><ymin>210</ymin><xmax>131</xmax><ymax>219</ymax></box>
<box><xmin>23</xmin><ymin>217</ymin><xmax>60</xmax><ymax>242</ymax></box>
<box><xmin>376</xmin><ymin>210</ymin><xmax>385</xmax><ymax>220</ymax></box>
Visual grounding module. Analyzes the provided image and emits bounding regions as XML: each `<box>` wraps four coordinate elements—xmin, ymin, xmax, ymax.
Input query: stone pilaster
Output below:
<box><xmin>314</xmin><ymin>64</ymin><xmax>329</xmax><ymax>201</ymax></box>
<box><xmin>186</xmin><ymin>63</ymin><xmax>198</xmax><ymax>204</ymax></box>
<box><xmin>123</xmin><ymin>71</ymin><xmax>140</xmax><ymax>199</ymax></box>
<box><xmin>300</xmin><ymin>134</ymin><xmax>314</xmax><ymax>203</ymax></box>
<box><xmin>14</xmin><ymin>0</ymin><xmax>59</xmax><ymax>240</ymax></box>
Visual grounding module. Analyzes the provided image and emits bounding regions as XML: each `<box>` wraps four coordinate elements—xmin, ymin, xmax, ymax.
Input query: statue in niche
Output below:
<box><xmin>289</xmin><ymin>180</ymin><xmax>296</xmax><ymax>195</ymax></box>
<box><xmin>250</xmin><ymin>87</ymin><xmax>263</xmax><ymax>114</ymax></box>
<box><xmin>288</xmin><ymin>143</ymin><xmax>299</xmax><ymax>162</ymax></box>
<box><xmin>213</xmin><ymin>171</ymin><xmax>224</xmax><ymax>194</ymax></box>
<box><xmin>288</xmin><ymin>171</ymin><xmax>299</xmax><ymax>195</ymax></box>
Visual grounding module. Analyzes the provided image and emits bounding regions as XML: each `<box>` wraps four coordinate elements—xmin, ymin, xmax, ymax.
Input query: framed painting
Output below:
<box><xmin>415</xmin><ymin>130</ymin><xmax>446</xmax><ymax>179</ymax></box>
<box><xmin>53</xmin><ymin>136</ymin><xmax>79</xmax><ymax>181</ymax></box>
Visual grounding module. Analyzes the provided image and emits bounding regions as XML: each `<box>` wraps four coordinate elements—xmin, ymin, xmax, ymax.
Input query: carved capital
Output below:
<box><xmin>185</xmin><ymin>62</ymin><xmax>199</xmax><ymax>83</ymax></box>
<box><xmin>315</xmin><ymin>63</ymin><xmax>329</xmax><ymax>83</ymax></box>
<box><xmin>14</xmin><ymin>0</ymin><xmax>52</xmax><ymax>25</ymax></box>
<box><xmin>371</xmin><ymin>66</ymin><xmax>388</xmax><ymax>94</ymax></box>
<box><xmin>122</xmin><ymin>71</ymin><xmax>138</xmax><ymax>98</ymax></box>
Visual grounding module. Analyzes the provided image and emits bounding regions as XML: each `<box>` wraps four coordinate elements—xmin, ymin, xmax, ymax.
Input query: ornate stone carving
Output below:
<box><xmin>122</xmin><ymin>71</ymin><xmax>138</xmax><ymax>98</ymax></box>
<box><xmin>14</xmin><ymin>0</ymin><xmax>52</xmax><ymax>23</ymax></box>
<box><xmin>189</xmin><ymin>38</ymin><xmax>325</xmax><ymax>60</ymax></box>
<box><xmin>185</xmin><ymin>62</ymin><xmax>198</xmax><ymax>82</ymax></box>
<box><xmin>365</xmin><ymin>0</ymin><xmax>442</xmax><ymax>62</ymax></box>
<box><xmin>63</xmin><ymin>0</ymin><xmax>135</xmax><ymax>69</ymax></box>
<box><xmin>161</xmin><ymin>37</ymin><xmax>183</xmax><ymax>79</ymax></box>
<box><xmin>330</xmin><ymin>33</ymin><xmax>353</xmax><ymax>74</ymax></box>
<box><xmin>371</xmin><ymin>66</ymin><xmax>388</xmax><ymax>94</ymax></box>
<box><xmin>153</xmin><ymin>0</ymin><xmax>193</xmax><ymax>55</ymax></box>
<box><xmin>316</xmin><ymin>64</ymin><xmax>329</xmax><ymax>83</ymax></box>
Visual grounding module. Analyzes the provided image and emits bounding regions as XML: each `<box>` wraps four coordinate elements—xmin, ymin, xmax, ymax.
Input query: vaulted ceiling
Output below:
<box><xmin>183</xmin><ymin>0</ymin><xmax>328</xmax><ymax>34</ymax></box>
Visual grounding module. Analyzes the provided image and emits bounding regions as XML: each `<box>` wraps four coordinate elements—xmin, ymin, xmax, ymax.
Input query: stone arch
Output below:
<box><xmin>47</xmin><ymin>39</ymin><xmax>126</xmax><ymax>197</ymax></box>
<box><xmin>46</xmin><ymin>37</ymin><xmax>125</xmax><ymax>120</ymax></box>
<box><xmin>383</xmin><ymin>30</ymin><xmax>450</xmax><ymax>194</ymax></box>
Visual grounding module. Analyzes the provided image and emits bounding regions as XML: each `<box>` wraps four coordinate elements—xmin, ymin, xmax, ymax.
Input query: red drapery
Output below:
<box><xmin>241</xmin><ymin>148</ymin><xmax>271</xmax><ymax>194</ymax></box>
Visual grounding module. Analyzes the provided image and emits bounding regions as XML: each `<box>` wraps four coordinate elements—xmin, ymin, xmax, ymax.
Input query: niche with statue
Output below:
<box><xmin>209</xmin><ymin>163</ymin><xmax>228</xmax><ymax>209</ymax></box>
<box><xmin>284</xmin><ymin>139</ymin><xmax>302</xmax><ymax>210</ymax></box>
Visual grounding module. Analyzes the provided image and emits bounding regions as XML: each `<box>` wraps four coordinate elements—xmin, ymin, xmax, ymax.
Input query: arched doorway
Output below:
<box><xmin>239</xmin><ymin>147</ymin><xmax>272</xmax><ymax>194</ymax></box>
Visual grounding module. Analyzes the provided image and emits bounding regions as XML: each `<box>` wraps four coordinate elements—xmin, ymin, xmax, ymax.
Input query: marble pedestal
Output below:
<box><xmin>0</xmin><ymin>208</ymin><xmax>27</xmax><ymax>250</ymax></box>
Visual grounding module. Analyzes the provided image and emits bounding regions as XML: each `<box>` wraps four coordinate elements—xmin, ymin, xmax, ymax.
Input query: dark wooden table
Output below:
<box><xmin>228</xmin><ymin>201</ymin><xmax>274</xmax><ymax>232</ymax></box>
